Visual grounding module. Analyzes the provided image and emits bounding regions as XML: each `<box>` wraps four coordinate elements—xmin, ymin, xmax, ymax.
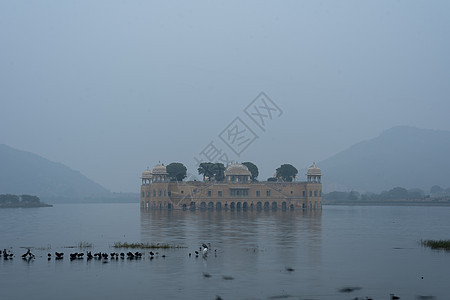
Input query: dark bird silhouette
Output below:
<box><xmin>390</xmin><ymin>294</ymin><xmax>400</xmax><ymax>300</ymax></box>
<box><xmin>120</xmin><ymin>252</ymin><xmax>125</xmax><ymax>259</ymax></box>
<box><xmin>55</xmin><ymin>252</ymin><xmax>64</xmax><ymax>259</ymax></box>
<box><xmin>22</xmin><ymin>249</ymin><xmax>33</xmax><ymax>259</ymax></box>
<box><xmin>3</xmin><ymin>249</ymin><xmax>13</xmax><ymax>259</ymax></box>
<box><xmin>285</xmin><ymin>267</ymin><xmax>294</xmax><ymax>272</ymax></box>
<box><xmin>203</xmin><ymin>272</ymin><xmax>212</xmax><ymax>278</ymax></box>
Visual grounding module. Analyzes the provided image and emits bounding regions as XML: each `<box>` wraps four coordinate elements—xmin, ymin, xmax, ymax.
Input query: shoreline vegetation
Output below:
<box><xmin>324</xmin><ymin>186</ymin><xmax>450</xmax><ymax>206</ymax></box>
<box><xmin>421</xmin><ymin>239</ymin><xmax>450</xmax><ymax>250</ymax></box>
<box><xmin>324</xmin><ymin>198</ymin><xmax>450</xmax><ymax>206</ymax></box>
<box><xmin>0</xmin><ymin>194</ymin><xmax>52</xmax><ymax>208</ymax></box>
<box><xmin>112</xmin><ymin>242</ymin><xmax>186</xmax><ymax>249</ymax></box>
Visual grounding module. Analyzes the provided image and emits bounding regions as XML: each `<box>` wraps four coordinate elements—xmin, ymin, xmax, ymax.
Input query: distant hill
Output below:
<box><xmin>319</xmin><ymin>126</ymin><xmax>450</xmax><ymax>193</ymax></box>
<box><xmin>0</xmin><ymin>144</ymin><xmax>111</xmax><ymax>202</ymax></box>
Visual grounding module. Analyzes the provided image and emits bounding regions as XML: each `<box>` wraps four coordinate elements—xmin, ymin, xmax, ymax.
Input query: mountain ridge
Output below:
<box><xmin>319</xmin><ymin>126</ymin><xmax>450</xmax><ymax>193</ymax></box>
<box><xmin>0</xmin><ymin>144</ymin><xmax>111</xmax><ymax>201</ymax></box>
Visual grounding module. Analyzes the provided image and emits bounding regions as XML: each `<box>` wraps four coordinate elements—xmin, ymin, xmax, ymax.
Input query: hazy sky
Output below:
<box><xmin>1</xmin><ymin>1</ymin><xmax>449</xmax><ymax>193</ymax></box>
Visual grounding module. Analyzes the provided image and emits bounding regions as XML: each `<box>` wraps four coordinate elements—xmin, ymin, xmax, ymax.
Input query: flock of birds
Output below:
<box><xmin>4</xmin><ymin>245</ymin><xmax>409</xmax><ymax>300</ymax></box>
<box><xmin>2</xmin><ymin>243</ymin><xmax>211</xmax><ymax>261</ymax></box>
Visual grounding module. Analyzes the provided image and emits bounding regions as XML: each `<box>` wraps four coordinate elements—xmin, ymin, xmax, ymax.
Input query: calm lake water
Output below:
<box><xmin>1</xmin><ymin>204</ymin><xmax>449</xmax><ymax>300</ymax></box>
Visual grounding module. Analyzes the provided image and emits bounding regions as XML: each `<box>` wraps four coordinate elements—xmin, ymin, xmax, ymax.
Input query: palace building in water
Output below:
<box><xmin>140</xmin><ymin>162</ymin><xmax>322</xmax><ymax>210</ymax></box>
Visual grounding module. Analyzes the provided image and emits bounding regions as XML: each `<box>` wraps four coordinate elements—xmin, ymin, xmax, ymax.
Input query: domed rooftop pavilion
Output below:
<box><xmin>141</xmin><ymin>168</ymin><xmax>152</xmax><ymax>185</ymax></box>
<box><xmin>307</xmin><ymin>162</ymin><xmax>321</xmax><ymax>183</ymax></box>
<box><xmin>225</xmin><ymin>163</ymin><xmax>251</xmax><ymax>183</ymax></box>
<box><xmin>152</xmin><ymin>162</ymin><xmax>168</xmax><ymax>182</ymax></box>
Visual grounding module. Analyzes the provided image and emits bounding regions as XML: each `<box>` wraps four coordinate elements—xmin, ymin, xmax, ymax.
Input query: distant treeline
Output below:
<box><xmin>324</xmin><ymin>185</ymin><xmax>450</xmax><ymax>202</ymax></box>
<box><xmin>0</xmin><ymin>194</ymin><xmax>52</xmax><ymax>207</ymax></box>
<box><xmin>40</xmin><ymin>192</ymin><xmax>139</xmax><ymax>204</ymax></box>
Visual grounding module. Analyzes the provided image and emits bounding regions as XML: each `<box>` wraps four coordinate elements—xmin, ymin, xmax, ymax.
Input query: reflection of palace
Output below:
<box><xmin>140</xmin><ymin>163</ymin><xmax>322</xmax><ymax>210</ymax></box>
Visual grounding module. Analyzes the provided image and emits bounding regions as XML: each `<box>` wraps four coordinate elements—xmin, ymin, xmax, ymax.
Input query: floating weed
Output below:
<box><xmin>338</xmin><ymin>286</ymin><xmax>361</xmax><ymax>293</ymax></box>
<box><xmin>77</xmin><ymin>241</ymin><xmax>93</xmax><ymax>249</ymax></box>
<box><xmin>24</xmin><ymin>244</ymin><xmax>51</xmax><ymax>251</ymax></box>
<box><xmin>420</xmin><ymin>239</ymin><xmax>450</xmax><ymax>250</ymax></box>
<box><xmin>112</xmin><ymin>242</ymin><xmax>186</xmax><ymax>249</ymax></box>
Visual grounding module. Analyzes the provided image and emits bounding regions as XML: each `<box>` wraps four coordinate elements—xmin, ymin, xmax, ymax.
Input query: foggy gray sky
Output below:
<box><xmin>1</xmin><ymin>1</ymin><xmax>449</xmax><ymax>193</ymax></box>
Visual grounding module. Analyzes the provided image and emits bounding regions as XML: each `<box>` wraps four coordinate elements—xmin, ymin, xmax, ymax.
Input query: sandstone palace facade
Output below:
<box><xmin>140</xmin><ymin>163</ymin><xmax>322</xmax><ymax>210</ymax></box>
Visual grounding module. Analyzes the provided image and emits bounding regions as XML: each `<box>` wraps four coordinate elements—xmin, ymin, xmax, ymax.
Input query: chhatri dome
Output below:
<box><xmin>225</xmin><ymin>163</ymin><xmax>251</xmax><ymax>183</ymax></box>
<box><xmin>142</xmin><ymin>168</ymin><xmax>152</xmax><ymax>179</ymax></box>
<box><xmin>141</xmin><ymin>167</ymin><xmax>152</xmax><ymax>186</ymax></box>
<box><xmin>224</xmin><ymin>163</ymin><xmax>251</xmax><ymax>177</ymax></box>
<box><xmin>307</xmin><ymin>162</ymin><xmax>321</xmax><ymax>176</ymax></box>
<box><xmin>307</xmin><ymin>162</ymin><xmax>321</xmax><ymax>183</ymax></box>
<box><xmin>152</xmin><ymin>162</ymin><xmax>167</xmax><ymax>175</ymax></box>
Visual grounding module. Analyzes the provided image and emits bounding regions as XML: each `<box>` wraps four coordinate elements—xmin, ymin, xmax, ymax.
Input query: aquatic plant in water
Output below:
<box><xmin>421</xmin><ymin>239</ymin><xmax>450</xmax><ymax>250</ymax></box>
<box><xmin>112</xmin><ymin>242</ymin><xmax>185</xmax><ymax>249</ymax></box>
<box><xmin>77</xmin><ymin>241</ymin><xmax>93</xmax><ymax>249</ymax></box>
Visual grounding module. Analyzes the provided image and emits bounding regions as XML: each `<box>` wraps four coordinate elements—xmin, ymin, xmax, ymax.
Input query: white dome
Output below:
<box><xmin>225</xmin><ymin>163</ymin><xmax>251</xmax><ymax>176</ymax></box>
<box><xmin>152</xmin><ymin>162</ymin><xmax>167</xmax><ymax>175</ymax></box>
<box><xmin>142</xmin><ymin>169</ymin><xmax>152</xmax><ymax>179</ymax></box>
<box><xmin>307</xmin><ymin>162</ymin><xmax>321</xmax><ymax>176</ymax></box>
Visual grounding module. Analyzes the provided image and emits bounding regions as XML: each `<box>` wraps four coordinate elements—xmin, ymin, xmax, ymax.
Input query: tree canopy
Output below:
<box><xmin>242</xmin><ymin>162</ymin><xmax>259</xmax><ymax>181</ymax></box>
<box><xmin>198</xmin><ymin>162</ymin><xmax>214</xmax><ymax>181</ymax></box>
<box><xmin>275</xmin><ymin>164</ymin><xmax>298</xmax><ymax>182</ymax></box>
<box><xmin>166</xmin><ymin>162</ymin><xmax>187</xmax><ymax>181</ymax></box>
<box><xmin>0</xmin><ymin>194</ymin><xmax>50</xmax><ymax>207</ymax></box>
<box><xmin>198</xmin><ymin>162</ymin><xmax>225</xmax><ymax>181</ymax></box>
<box><xmin>325</xmin><ymin>186</ymin><xmax>428</xmax><ymax>202</ymax></box>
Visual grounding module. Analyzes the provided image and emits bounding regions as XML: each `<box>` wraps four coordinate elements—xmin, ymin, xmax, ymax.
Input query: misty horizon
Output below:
<box><xmin>1</xmin><ymin>1</ymin><xmax>449</xmax><ymax>193</ymax></box>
